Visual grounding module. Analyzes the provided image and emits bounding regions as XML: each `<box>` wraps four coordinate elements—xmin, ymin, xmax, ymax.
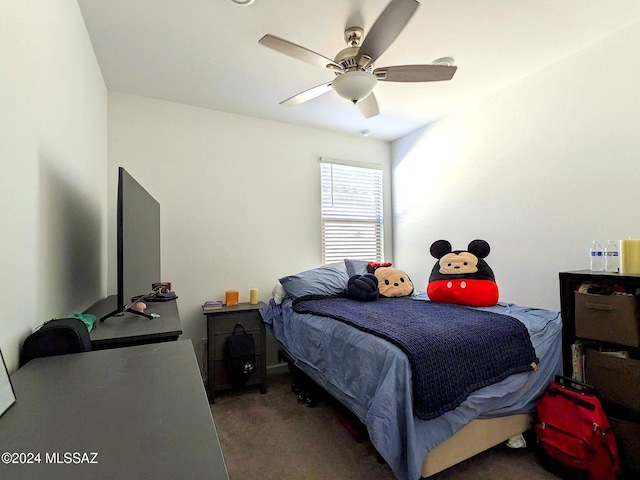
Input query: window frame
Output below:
<box><xmin>320</xmin><ymin>158</ymin><xmax>384</xmax><ymax>265</ymax></box>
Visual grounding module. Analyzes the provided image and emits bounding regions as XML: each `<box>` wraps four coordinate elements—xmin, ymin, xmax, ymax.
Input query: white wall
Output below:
<box><xmin>0</xmin><ymin>0</ymin><xmax>107</xmax><ymax>372</ymax></box>
<box><xmin>392</xmin><ymin>22</ymin><xmax>640</xmax><ymax>311</ymax></box>
<box><xmin>107</xmin><ymin>92</ymin><xmax>390</xmax><ymax>363</ymax></box>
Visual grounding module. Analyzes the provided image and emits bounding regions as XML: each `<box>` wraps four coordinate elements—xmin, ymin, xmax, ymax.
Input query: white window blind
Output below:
<box><xmin>320</xmin><ymin>160</ymin><xmax>384</xmax><ymax>265</ymax></box>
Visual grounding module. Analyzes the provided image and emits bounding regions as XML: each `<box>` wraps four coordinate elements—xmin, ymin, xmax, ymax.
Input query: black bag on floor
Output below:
<box><xmin>20</xmin><ymin>318</ymin><xmax>92</xmax><ymax>367</ymax></box>
<box><xmin>225</xmin><ymin>323</ymin><xmax>255</xmax><ymax>385</ymax></box>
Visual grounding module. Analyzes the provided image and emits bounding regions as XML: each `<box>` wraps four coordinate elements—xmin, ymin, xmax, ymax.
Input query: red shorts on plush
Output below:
<box><xmin>427</xmin><ymin>279</ymin><xmax>499</xmax><ymax>307</ymax></box>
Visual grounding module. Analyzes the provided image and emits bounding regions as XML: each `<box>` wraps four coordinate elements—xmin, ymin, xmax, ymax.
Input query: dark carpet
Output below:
<box><xmin>210</xmin><ymin>367</ymin><xmax>561</xmax><ymax>480</ymax></box>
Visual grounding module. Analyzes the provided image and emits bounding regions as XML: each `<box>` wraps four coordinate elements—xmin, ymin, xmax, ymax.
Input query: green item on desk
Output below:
<box><xmin>68</xmin><ymin>313</ymin><xmax>96</xmax><ymax>332</ymax></box>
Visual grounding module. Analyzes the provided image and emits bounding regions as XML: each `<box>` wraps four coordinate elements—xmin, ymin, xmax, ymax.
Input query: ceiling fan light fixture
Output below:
<box><xmin>229</xmin><ymin>0</ymin><xmax>255</xmax><ymax>5</ymax></box>
<box><xmin>332</xmin><ymin>71</ymin><xmax>378</xmax><ymax>104</ymax></box>
<box><xmin>432</xmin><ymin>57</ymin><xmax>455</xmax><ymax>66</ymax></box>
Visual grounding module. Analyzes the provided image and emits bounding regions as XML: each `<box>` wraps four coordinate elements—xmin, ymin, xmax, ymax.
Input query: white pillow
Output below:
<box><xmin>271</xmin><ymin>283</ymin><xmax>287</xmax><ymax>305</ymax></box>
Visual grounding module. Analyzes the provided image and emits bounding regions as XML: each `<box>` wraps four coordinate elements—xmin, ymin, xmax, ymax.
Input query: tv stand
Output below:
<box><xmin>100</xmin><ymin>306</ymin><xmax>154</xmax><ymax>322</ymax></box>
<box><xmin>85</xmin><ymin>295</ymin><xmax>182</xmax><ymax>350</ymax></box>
<box><xmin>99</xmin><ymin>307</ymin><xmax>121</xmax><ymax>323</ymax></box>
<box><xmin>100</xmin><ymin>292</ymin><xmax>160</xmax><ymax>322</ymax></box>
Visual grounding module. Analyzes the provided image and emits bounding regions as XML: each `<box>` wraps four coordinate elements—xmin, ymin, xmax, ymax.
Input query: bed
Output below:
<box><xmin>260</xmin><ymin>266</ymin><xmax>563</xmax><ymax>480</ymax></box>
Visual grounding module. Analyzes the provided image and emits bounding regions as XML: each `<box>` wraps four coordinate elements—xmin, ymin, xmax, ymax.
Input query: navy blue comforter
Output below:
<box><xmin>292</xmin><ymin>295</ymin><xmax>539</xmax><ymax>420</ymax></box>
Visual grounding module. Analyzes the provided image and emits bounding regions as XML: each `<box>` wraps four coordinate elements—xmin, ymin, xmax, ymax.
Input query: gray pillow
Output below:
<box><xmin>344</xmin><ymin>259</ymin><xmax>371</xmax><ymax>277</ymax></box>
<box><xmin>279</xmin><ymin>267</ymin><xmax>349</xmax><ymax>298</ymax></box>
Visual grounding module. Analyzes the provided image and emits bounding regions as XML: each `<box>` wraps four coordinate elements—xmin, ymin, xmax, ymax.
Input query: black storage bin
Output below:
<box><xmin>609</xmin><ymin>415</ymin><xmax>640</xmax><ymax>477</ymax></box>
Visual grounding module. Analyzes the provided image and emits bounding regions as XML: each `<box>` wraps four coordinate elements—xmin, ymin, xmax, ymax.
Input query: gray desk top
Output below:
<box><xmin>86</xmin><ymin>295</ymin><xmax>182</xmax><ymax>347</ymax></box>
<box><xmin>0</xmin><ymin>341</ymin><xmax>229</xmax><ymax>480</ymax></box>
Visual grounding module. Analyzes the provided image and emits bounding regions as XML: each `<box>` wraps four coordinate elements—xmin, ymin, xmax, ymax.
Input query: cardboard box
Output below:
<box><xmin>575</xmin><ymin>292</ymin><xmax>640</xmax><ymax>347</ymax></box>
<box><xmin>586</xmin><ymin>349</ymin><xmax>640</xmax><ymax>412</ymax></box>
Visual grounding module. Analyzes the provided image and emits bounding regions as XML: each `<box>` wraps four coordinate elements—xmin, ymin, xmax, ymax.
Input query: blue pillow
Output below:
<box><xmin>279</xmin><ymin>267</ymin><xmax>349</xmax><ymax>298</ymax></box>
<box><xmin>344</xmin><ymin>259</ymin><xmax>370</xmax><ymax>277</ymax></box>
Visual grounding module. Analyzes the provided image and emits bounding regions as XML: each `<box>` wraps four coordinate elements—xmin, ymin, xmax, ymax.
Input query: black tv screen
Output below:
<box><xmin>102</xmin><ymin>167</ymin><xmax>161</xmax><ymax>321</ymax></box>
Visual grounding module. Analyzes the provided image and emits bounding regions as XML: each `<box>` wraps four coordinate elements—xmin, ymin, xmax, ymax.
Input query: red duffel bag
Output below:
<box><xmin>535</xmin><ymin>376</ymin><xmax>621</xmax><ymax>480</ymax></box>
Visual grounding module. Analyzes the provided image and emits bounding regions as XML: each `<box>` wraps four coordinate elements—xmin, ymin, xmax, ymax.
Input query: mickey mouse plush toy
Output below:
<box><xmin>427</xmin><ymin>239</ymin><xmax>499</xmax><ymax>307</ymax></box>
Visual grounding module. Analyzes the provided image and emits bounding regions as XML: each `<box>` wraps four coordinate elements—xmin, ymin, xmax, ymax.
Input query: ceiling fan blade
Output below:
<box><xmin>280</xmin><ymin>82</ymin><xmax>334</xmax><ymax>106</ymax></box>
<box><xmin>374</xmin><ymin>64</ymin><xmax>457</xmax><ymax>82</ymax></box>
<box><xmin>357</xmin><ymin>92</ymin><xmax>379</xmax><ymax>118</ymax></box>
<box><xmin>356</xmin><ymin>0</ymin><xmax>419</xmax><ymax>67</ymax></box>
<box><xmin>259</xmin><ymin>34</ymin><xmax>343</xmax><ymax>72</ymax></box>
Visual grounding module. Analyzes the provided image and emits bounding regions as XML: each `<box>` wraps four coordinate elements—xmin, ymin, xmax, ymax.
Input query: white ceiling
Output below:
<box><xmin>77</xmin><ymin>0</ymin><xmax>640</xmax><ymax>141</ymax></box>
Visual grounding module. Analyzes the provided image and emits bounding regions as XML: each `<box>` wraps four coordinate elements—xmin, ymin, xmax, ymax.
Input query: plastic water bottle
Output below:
<box><xmin>590</xmin><ymin>241</ymin><xmax>604</xmax><ymax>271</ymax></box>
<box><xmin>604</xmin><ymin>240</ymin><xmax>619</xmax><ymax>273</ymax></box>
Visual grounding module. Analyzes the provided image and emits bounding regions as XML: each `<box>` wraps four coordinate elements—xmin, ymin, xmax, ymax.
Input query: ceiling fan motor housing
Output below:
<box><xmin>334</xmin><ymin>47</ymin><xmax>370</xmax><ymax>72</ymax></box>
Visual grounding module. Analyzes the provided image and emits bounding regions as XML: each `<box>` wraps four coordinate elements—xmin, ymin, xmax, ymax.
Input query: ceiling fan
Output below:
<box><xmin>258</xmin><ymin>0</ymin><xmax>457</xmax><ymax>119</ymax></box>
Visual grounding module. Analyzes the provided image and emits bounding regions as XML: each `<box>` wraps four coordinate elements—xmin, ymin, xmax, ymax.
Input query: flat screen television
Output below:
<box><xmin>101</xmin><ymin>167</ymin><xmax>161</xmax><ymax>322</ymax></box>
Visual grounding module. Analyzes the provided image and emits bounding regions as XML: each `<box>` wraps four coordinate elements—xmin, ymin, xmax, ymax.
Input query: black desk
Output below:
<box><xmin>0</xmin><ymin>341</ymin><xmax>229</xmax><ymax>480</ymax></box>
<box><xmin>85</xmin><ymin>295</ymin><xmax>182</xmax><ymax>349</ymax></box>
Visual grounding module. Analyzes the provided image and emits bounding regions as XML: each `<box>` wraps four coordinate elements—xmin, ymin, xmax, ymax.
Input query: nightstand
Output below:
<box><xmin>204</xmin><ymin>301</ymin><xmax>267</xmax><ymax>402</ymax></box>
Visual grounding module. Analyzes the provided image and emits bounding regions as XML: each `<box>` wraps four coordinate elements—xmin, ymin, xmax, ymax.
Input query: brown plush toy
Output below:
<box><xmin>367</xmin><ymin>264</ymin><xmax>414</xmax><ymax>298</ymax></box>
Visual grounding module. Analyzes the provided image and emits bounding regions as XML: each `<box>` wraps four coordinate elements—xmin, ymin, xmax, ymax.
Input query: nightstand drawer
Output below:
<box><xmin>210</xmin><ymin>313</ymin><xmax>262</xmax><ymax>335</ymax></box>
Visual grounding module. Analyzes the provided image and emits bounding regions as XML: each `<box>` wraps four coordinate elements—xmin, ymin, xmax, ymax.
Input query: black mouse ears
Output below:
<box><xmin>430</xmin><ymin>239</ymin><xmax>491</xmax><ymax>259</ymax></box>
<box><xmin>430</xmin><ymin>240</ymin><xmax>452</xmax><ymax>259</ymax></box>
<box><xmin>467</xmin><ymin>239</ymin><xmax>491</xmax><ymax>259</ymax></box>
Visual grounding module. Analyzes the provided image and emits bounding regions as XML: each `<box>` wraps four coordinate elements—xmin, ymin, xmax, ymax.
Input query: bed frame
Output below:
<box><xmin>419</xmin><ymin>413</ymin><xmax>532</xmax><ymax>477</ymax></box>
<box><xmin>278</xmin><ymin>346</ymin><xmax>532</xmax><ymax>478</ymax></box>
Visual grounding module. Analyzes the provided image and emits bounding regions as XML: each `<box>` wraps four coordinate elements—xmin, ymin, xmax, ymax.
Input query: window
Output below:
<box><xmin>320</xmin><ymin>159</ymin><xmax>384</xmax><ymax>265</ymax></box>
